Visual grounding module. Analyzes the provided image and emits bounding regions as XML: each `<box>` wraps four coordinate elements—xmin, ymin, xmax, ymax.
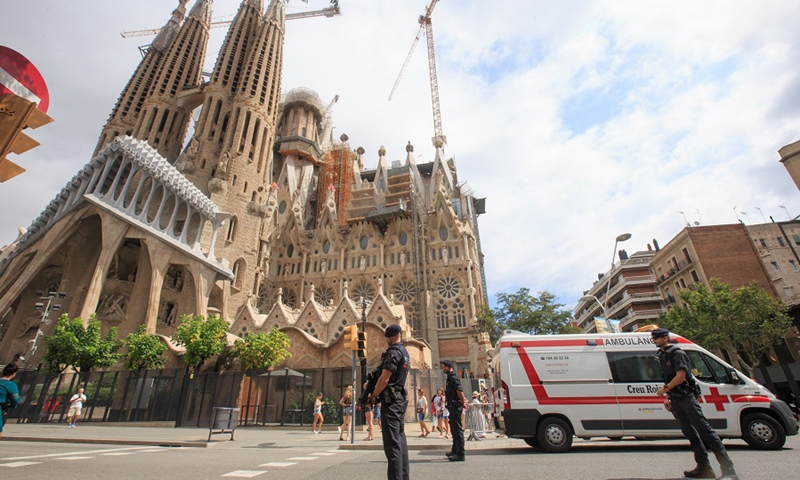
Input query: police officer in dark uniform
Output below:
<box><xmin>370</xmin><ymin>324</ymin><xmax>410</xmax><ymax>480</ymax></box>
<box><xmin>653</xmin><ymin>328</ymin><xmax>739</xmax><ymax>480</ymax></box>
<box><xmin>442</xmin><ymin>359</ymin><xmax>469</xmax><ymax>462</ymax></box>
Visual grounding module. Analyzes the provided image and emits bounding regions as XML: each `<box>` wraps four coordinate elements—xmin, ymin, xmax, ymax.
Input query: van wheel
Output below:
<box><xmin>524</xmin><ymin>437</ymin><xmax>540</xmax><ymax>448</ymax></box>
<box><xmin>741</xmin><ymin>412</ymin><xmax>786</xmax><ymax>450</ymax></box>
<box><xmin>537</xmin><ymin>417</ymin><xmax>573</xmax><ymax>453</ymax></box>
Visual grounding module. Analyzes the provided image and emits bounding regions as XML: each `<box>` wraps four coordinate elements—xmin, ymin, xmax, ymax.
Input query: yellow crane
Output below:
<box><xmin>388</xmin><ymin>0</ymin><xmax>445</xmax><ymax>146</ymax></box>
<box><xmin>120</xmin><ymin>5</ymin><xmax>340</xmax><ymax>38</ymax></box>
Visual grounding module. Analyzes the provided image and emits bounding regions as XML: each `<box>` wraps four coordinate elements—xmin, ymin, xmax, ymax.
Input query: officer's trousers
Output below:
<box><xmin>670</xmin><ymin>394</ymin><xmax>735</xmax><ymax>474</ymax></box>
<box><xmin>447</xmin><ymin>406</ymin><xmax>465</xmax><ymax>457</ymax></box>
<box><xmin>381</xmin><ymin>399</ymin><xmax>409</xmax><ymax>480</ymax></box>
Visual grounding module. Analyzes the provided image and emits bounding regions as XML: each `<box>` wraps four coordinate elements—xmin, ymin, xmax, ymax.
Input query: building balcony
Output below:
<box><xmin>656</xmin><ymin>256</ymin><xmax>693</xmax><ymax>285</ymax></box>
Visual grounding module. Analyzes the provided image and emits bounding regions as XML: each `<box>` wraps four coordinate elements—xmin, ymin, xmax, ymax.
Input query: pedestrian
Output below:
<box><xmin>0</xmin><ymin>363</ymin><xmax>21</xmax><ymax>441</ymax></box>
<box><xmin>440</xmin><ymin>390</ymin><xmax>451</xmax><ymax>439</ymax></box>
<box><xmin>470</xmin><ymin>391</ymin><xmax>487</xmax><ymax>438</ymax></box>
<box><xmin>311</xmin><ymin>392</ymin><xmax>324</xmax><ymax>434</ymax></box>
<box><xmin>364</xmin><ymin>401</ymin><xmax>376</xmax><ymax>441</ymax></box>
<box><xmin>653</xmin><ymin>328</ymin><xmax>739</xmax><ymax>480</ymax></box>
<box><xmin>338</xmin><ymin>385</ymin><xmax>353</xmax><ymax>441</ymax></box>
<box><xmin>442</xmin><ymin>360</ymin><xmax>468</xmax><ymax>461</ymax></box>
<box><xmin>442</xmin><ymin>360</ymin><xmax>467</xmax><ymax>462</ymax></box>
<box><xmin>416</xmin><ymin>388</ymin><xmax>430</xmax><ymax>437</ymax></box>
<box><xmin>67</xmin><ymin>387</ymin><xmax>86</xmax><ymax>428</ymax></box>
<box><xmin>433</xmin><ymin>388</ymin><xmax>446</xmax><ymax>437</ymax></box>
<box><xmin>369</xmin><ymin>324</ymin><xmax>410</xmax><ymax>480</ymax></box>
<box><xmin>372</xmin><ymin>403</ymin><xmax>381</xmax><ymax>431</ymax></box>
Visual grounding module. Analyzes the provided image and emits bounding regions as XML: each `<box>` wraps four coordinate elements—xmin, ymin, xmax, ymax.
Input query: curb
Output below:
<box><xmin>2</xmin><ymin>436</ymin><xmax>210</xmax><ymax>448</ymax></box>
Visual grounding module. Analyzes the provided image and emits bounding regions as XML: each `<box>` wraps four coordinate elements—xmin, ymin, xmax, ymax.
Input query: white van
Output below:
<box><xmin>491</xmin><ymin>331</ymin><xmax>799</xmax><ymax>453</ymax></box>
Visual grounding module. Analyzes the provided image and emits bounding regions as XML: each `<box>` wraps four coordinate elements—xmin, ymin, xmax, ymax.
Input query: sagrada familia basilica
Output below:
<box><xmin>0</xmin><ymin>0</ymin><xmax>490</xmax><ymax>374</ymax></box>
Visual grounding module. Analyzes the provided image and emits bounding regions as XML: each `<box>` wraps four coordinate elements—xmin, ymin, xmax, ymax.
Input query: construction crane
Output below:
<box><xmin>121</xmin><ymin>6</ymin><xmax>340</xmax><ymax>38</ymax></box>
<box><xmin>388</xmin><ymin>0</ymin><xmax>445</xmax><ymax>146</ymax></box>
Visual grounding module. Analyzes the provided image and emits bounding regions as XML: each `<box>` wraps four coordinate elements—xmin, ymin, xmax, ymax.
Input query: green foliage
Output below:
<box><xmin>43</xmin><ymin>314</ymin><xmax>123</xmax><ymax>373</ymax></box>
<box><xmin>476</xmin><ymin>304</ymin><xmax>503</xmax><ymax>345</ymax></box>
<box><xmin>172</xmin><ymin>314</ymin><xmax>229</xmax><ymax>372</ymax></box>
<box><xmin>230</xmin><ymin>328</ymin><xmax>292</xmax><ymax>371</ymax></box>
<box><xmin>288</xmin><ymin>392</ymin><xmax>340</xmax><ymax>424</ymax></box>
<box><xmin>123</xmin><ymin>324</ymin><xmax>168</xmax><ymax>371</ymax></box>
<box><xmin>491</xmin><ymin>288</ymin><xmax>574</xmax><ymax>336</ymax></box>
<box><xmin>657</xmin><ymin>278</ymin><xmax>792</xmax><ymax>373</ymax></box>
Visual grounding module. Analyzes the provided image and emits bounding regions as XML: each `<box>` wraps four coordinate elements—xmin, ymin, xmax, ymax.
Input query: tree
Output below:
<box><xmin>123</xmin><ymin>324</ymin><xmax>168</xmax><ymax>371</ymax></box>
<box><xmin>657</xmin><ymin>278</ymin><xmax>792</xmax><ymax>375</ymax></box>
<box><xmin>476</xmin><ymin>304</ymin><xmax>503</xmax><ymax>345</ymax></box>
<box><xmin>172</xmin><ymin>314</ymin><xmax>229</xmax><ymax>372</ymax></box>
<box><xmin>230</xmin><ymin>328</ymin><xmax>292</xmax><ymax>371</ymax></box>
<box><xmin>492</xmin><ymin>288</ymin><xmax>574</xmax><ymax>336</ymax></box>
<box><xmin>43</xmin><ymin>313</ymin><xmax>123</xmax><ymax>373</ymax></box>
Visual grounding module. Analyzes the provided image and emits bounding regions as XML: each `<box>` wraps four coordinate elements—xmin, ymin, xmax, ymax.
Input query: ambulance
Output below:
<box><xmin>491</xmin><ymin>331</ymin><xmax>799</xmax><ymax>453</ymax></box>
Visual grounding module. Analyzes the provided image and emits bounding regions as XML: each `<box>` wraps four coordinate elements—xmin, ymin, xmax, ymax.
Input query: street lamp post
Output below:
<box><xmin>602</xmin><ymin>233</ymin><xmax>631</xmax><ymax>327</ymax></box>
<box><xmin>23</xmin><ymin>290</ymin><xmax>66</xmax><ymax>370</ymax></box>
<box><xmin>580</xmin><ymin>294</ymin><xmax>608</xmax><ymax>332</ymax></box>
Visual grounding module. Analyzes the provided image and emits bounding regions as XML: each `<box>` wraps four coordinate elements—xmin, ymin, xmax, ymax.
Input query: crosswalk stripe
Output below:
<box><xmin>310</xmin><ymin>452</ymin><xmax>336</xmax><ymax>456</ymax></box>
<box><xmin>100</xmin><ymin>452</ymin><xmax>137</xmax><ymax>456</ymax></box>
<box><xmin>286</xmin><ymin>456</ymin><xmax>318</xmax><ymax>460</ymax></box>
<box><xmin>0</xmin><ymin>462</ymin><xmax>42</xmax><ymax>468</ymax></box>
<box><xmin>221</xmin><ymin>471</ymin><xmax>267</xmax><ymax>478</ymax></box>
<box><xmin>55</xmin><ymin>457</ymin><xmax>95</xmax><ymax>461</ymax></box>
<box><xmin>1</xmin><ymin>446</ymin><xmax>151</xmax><ymax>461</ymax></box>
<box><xmin>259</xmin><ymin>462</ymin><xmax>297</xmax><ymax>467</ymax></box>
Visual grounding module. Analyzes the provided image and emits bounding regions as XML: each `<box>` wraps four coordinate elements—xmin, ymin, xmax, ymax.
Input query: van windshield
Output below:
<box><xmin>686</xmin><ymin>350</ymin><xmax>729</xmax><ymax>384</ymax></box>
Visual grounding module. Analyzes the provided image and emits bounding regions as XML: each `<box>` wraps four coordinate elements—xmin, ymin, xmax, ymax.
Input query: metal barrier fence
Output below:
<box><xmin>466</xmin><ymin>402</ymin><xmax>495</xmax><ymax>440</ymax></box>
<box><xmin>6</xmin><ymin>366</ymin><xmax>442</xmax><ymax>428</ymax></box>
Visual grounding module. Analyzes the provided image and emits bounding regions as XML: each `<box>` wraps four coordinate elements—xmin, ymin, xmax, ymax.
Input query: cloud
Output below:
<box><xmin>2</xmin><ymin>0</ymin><xmax>799</xmax><ymax>313</ymax></box>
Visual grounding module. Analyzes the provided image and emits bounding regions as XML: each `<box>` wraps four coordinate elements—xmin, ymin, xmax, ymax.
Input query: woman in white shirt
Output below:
<box><xmin>416</xmin><ymin>388</ymin><xmax>430</xmax><ymax>437</ymax></box>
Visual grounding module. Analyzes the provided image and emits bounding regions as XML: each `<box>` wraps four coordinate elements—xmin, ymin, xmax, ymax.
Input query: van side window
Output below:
<box><xmin>686</xmin><ymin>351</ymin><xmax>728</xmax><ymax>384</ymax></box>
<box><xmin>607</xmin><ymin>352</ymin><xmax>662</xmax><ymax>383</ymax></box>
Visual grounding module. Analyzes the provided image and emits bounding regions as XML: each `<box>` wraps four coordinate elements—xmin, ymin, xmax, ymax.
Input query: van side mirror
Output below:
<box><xmin>729</xmin><ymin>369</ymin><xmax>744</xmax><ymax>385</ymax></box>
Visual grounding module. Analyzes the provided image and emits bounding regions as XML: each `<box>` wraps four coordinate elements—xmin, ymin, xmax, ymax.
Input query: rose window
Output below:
<box><xmin>437</xmin><ymin>277</ymin><xmax>460</xmax><ymax>299</ymax></box>
<box><xmin>393</xmin><ymin>280</ymin><xmax>416</xmax><ymax>303</ymax></box>
<box><xmin>315</xmin><ymin>285</ymin><xmax>336</xmax><ymax>305</ymax></box>
<box><xmin>352</xmin><ymin>282</ymin><xmax>375</xmax><ymax>303</ymax></box>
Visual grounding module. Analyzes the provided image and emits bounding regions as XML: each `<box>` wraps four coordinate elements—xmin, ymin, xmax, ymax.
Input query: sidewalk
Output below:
<box><xmin>0</xmin><ymin>422</ymin><xmax>521</xmax><ymax>451</ymax></box>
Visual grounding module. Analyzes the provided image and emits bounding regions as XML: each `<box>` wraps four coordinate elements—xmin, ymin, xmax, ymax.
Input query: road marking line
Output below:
<box><xmin>221</xmin><ymin>470</ymin><xmax>267</xmax><ymax>478</ymax></box>
<box><xmin>0</xmin><ymin>462</ymin><xmax>41</xmax><ymax>468</ymax></box>
<box><xmin>286</xmin><ymin>456</ymin><xmax>318</xmax><ymax>460</ymax></box>
<box><xmin>325</xmin><ymin>449</ymin><xmax>343</xmax><ymax>453</ymax></box>
<box><xmin>1</xmin><ymin>446</ymin><xmax>151</xmax><ymax>461</ymax></box>
<box><xmin>310</xmin><ymin>452</ymin><xmax>336</xmax><ymax>456</ymax></box>
<box><xmin>137</xmin><ymin>449</ymin><xmax>169</xmax><ymax>453</ymax></box>
<box><xmin>54</xmin><ymin>457</ymin><xmax>95</xmax><ymax>461</ymax></box>
<box><xmin>259</xmin><ymin>462</ymin><xmax>297</xmax><ymax>467</ymax></box>
<box><xmin>99</xmin><ymin>452</ymin><xmax>137</xmax><ymax>456</ymax></box>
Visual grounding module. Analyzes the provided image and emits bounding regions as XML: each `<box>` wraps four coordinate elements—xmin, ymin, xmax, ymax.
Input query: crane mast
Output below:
<box><xmin>389</xmin><ymin>0</ymin><xmax>445</xmax><ymax>146</ymax></box>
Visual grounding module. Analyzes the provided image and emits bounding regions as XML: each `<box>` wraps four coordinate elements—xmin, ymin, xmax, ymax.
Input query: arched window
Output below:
<box><xmin>226</xmin><ymin>216</ymin><xmax>238</xmax><ymax>242</ymax></box>
<box><xmin>232</xmin><ymin>258</ymin><xmax>246</xmax><ymax>290</ymax></box>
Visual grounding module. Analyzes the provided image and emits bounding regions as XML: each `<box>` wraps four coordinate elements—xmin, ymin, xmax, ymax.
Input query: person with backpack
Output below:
<box><xmin>652</xmin><ymin>328</ymin><xmax>739</xmax><ymax>480</ymax></box>
<box><xmin>0</xmin><ymin>363</ymin><xmax>21</xmax><ymax>440</ymax></box>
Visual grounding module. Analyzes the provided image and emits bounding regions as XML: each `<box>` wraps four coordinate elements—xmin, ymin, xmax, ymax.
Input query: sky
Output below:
<box><xmin>2</xmin><ymin>0</ymin><xmax>800</xmax><ymax>312</ymax></box>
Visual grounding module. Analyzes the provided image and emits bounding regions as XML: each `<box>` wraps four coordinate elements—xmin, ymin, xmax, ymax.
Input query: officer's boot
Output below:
<box><xmin>683</xmin><ymin>463</ymin><xmax>715</xmax><ymax>479</ymax></box>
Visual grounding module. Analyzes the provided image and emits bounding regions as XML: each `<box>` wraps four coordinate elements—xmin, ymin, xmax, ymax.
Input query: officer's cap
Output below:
<box><xmin>441</xmin><ymin>360</ymin><xmax>454</xmax><ymax>369</ymax></box>
<box><xmin>385</xmin><ymin>324</ymin><xmax>402</xmax><ymax>338</ymax></box>
<box><xmin>650</xmin><ymin>327</ymin><xmax>670</xmax><ymax>339</ymax></box>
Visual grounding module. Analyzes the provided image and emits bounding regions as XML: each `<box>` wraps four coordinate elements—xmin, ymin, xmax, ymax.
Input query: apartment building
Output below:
<box><xmin>574</xmin><ymin>248</ymin><xmax>663</xmax><ymax>333</ymax></box>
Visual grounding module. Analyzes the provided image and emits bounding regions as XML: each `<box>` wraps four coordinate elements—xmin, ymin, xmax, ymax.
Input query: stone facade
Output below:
<box><xmin>0</xmin><ymin>0</ymin><xmax>489</xmax><ymax>374</ymax></box>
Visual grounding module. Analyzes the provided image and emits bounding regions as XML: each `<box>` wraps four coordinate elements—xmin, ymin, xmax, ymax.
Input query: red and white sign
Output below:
<box><xmin>0</xmin><ymin>45</ymin><xmax>49</xmax><ymax>113</ymax></box>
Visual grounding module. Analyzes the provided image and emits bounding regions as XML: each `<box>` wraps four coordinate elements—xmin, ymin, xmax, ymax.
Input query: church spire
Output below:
<box><xmin>93</xmin><ymin>0</ymin><xmax>193</xmax><ymax>157</ymax></box>
<box><xmin>133</xmin><ymin>0</ymin><xmax>213</xmax><ymax>162</ymax></box>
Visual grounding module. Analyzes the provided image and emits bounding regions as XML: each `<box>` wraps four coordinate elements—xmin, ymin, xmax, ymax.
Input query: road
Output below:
<box><xmin>1</xmin><ymin>433</ymin><xmax>798</xmax><ymax>479</ymax></box>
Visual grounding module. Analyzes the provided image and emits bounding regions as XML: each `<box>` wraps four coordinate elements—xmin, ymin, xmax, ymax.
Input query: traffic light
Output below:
<box><xmin>356</xmin><ymin>331</ymin><xmax>367</xmax><ymax>359</ymax></box>
<box><xmin>344</xmin><ymin>324</ymin><xmax>358</xmax><ymax>351</ymax></box>
<box><xmin>0</xmin><ymin>93</ymin><xmax>53</xmax><ymax>182</ymax></box>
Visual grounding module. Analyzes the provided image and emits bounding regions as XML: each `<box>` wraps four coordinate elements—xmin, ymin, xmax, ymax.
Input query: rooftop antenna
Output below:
<box><xmin>694</xmin><ymin>208</ymin><xmax>702</xmax><ymax>226</ymax></box>
<box><xmin>753</xmin><ymin>206</ymin><xmax>767</xmax><ymax>223</ymax></box>
<box><xmin>740</xmin><ymin>210</ymin><xmax>751</xmax><ymax>224</ymax></box>
<box><xmin>678</xmin><ymin>211</ymin><xmax>689</xmax><ymax>227</ymax></box>
<box><xmin>733</xmin><ymin>205</ymin><xmax>740</xmax><ymax>223</ymax></box>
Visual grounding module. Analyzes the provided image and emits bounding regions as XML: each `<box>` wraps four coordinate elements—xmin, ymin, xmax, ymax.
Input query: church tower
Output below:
<box><xmin>93</xmin><ymin>0</ymin><xmax>198</xmax><ymax>157</ymax></box>
<box><xmin>177</xmin><ymin>0</ymin><xmax>286</xmax><ymax>320</ymax></box>
<box><xmin>132</xmin><ymin>0</ymin><xmax>213</xmax><ymax>163</ymax></box>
